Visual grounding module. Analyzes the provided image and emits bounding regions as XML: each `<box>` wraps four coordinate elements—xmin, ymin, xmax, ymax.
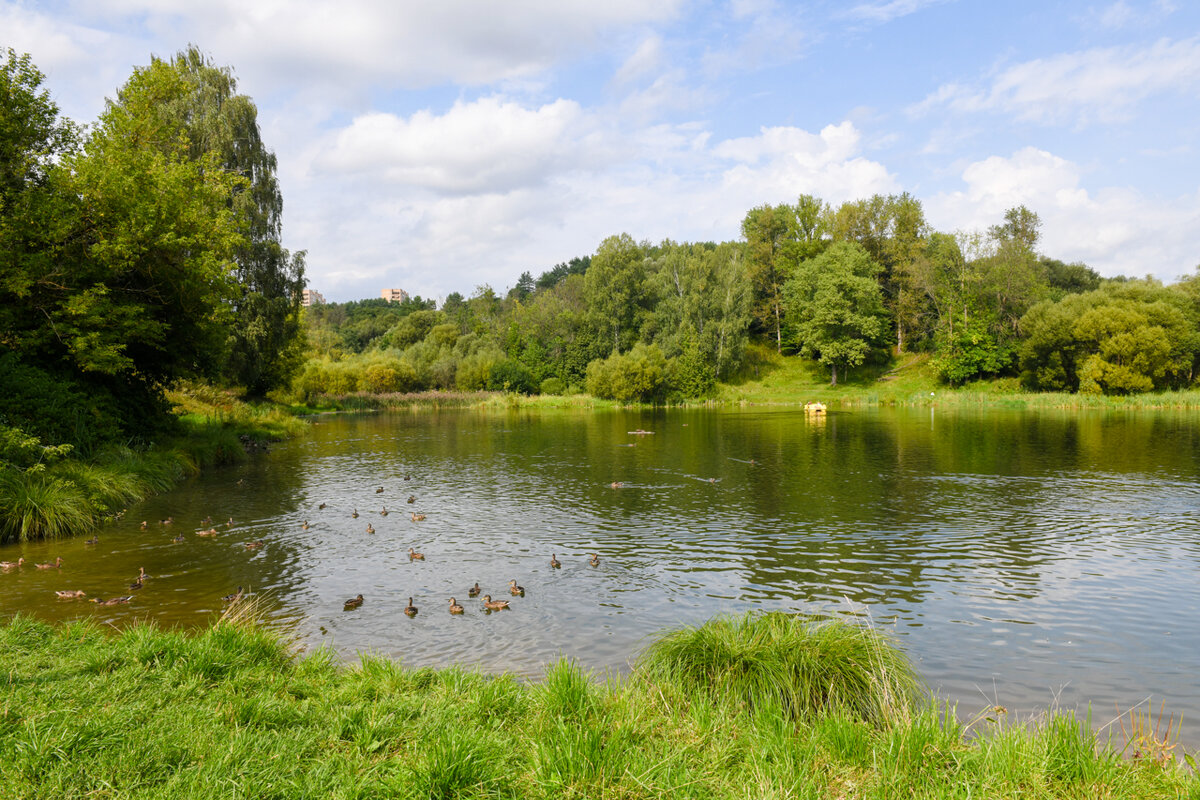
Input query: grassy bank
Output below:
<box><xmin>0</xmin><ymin>612</ymin><xmax>1193</xmax><ymax>799</ymax></box>
<box><xmin>0</xmin><ymin>384</ymin><xmax>306</xmax><ymax>544</ymax></box>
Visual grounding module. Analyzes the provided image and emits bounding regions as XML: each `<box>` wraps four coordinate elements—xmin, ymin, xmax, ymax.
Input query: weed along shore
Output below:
<box><xmin>0</xmin><ymin>612</ymin><xmax>1193</xmax><ymax>798</ymax></box>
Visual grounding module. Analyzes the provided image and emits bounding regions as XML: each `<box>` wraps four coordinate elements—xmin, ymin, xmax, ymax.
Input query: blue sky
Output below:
<box><xmin>4</xmin><ymin>0</ymin><xmax>1198</xmax><ymax>301</ymax></box>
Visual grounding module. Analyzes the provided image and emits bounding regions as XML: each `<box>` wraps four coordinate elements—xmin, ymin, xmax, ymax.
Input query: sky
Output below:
<box><xmin>4</xmin><ymin>0</ymin><xmax>1199</xmax><ymax>302</ymax></box>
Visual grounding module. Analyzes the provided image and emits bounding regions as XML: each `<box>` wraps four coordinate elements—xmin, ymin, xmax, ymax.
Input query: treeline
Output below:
<box><xmin>298</xmin><ymin>197</ymin><xmax>1200</xmax><ymax>402</ymax></box>
<box><xmin>0</xmin><ymin>47</ymin><xmax>304</xmax><ymax>461</ymax></box>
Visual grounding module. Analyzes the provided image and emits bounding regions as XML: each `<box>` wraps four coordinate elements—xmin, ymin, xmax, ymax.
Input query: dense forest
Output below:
<box><xmin>299</xmin><ymin>198</ymin><xmax>1200</xmax><ymax>403</ymax></box>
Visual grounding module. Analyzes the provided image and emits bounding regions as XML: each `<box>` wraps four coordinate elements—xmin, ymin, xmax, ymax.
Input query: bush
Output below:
<box><xmin>585</xmin><ymin>343</ymin><xmax>669</xmax><ymax>402</ymax></box>
<box><xmin>540</xmin><ymin>377</ymin><xmax>566</xmax><ymax>396</ymax></box>
<box><xmin>487</xmin><ymin>360</ymin><xmax>536</xmax><ymax>394</ymax></box>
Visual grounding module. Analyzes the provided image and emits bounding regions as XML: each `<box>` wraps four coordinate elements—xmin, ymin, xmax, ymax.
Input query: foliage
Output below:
<box><xmin>585</xmin><ymin>343</ymin><xmax>670</xmax><ymax>402</ymax></box>
<box><xmin>784</xmin><ymin>241</ymin><xmax>890</xmax><ymax>385</ymax></box>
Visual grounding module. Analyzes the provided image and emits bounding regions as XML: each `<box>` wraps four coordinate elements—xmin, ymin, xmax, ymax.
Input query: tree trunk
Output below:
<box><xmin>830</xmin><ymin>362</ymin><xmax>838</xmax><ymax>386</ymax></box>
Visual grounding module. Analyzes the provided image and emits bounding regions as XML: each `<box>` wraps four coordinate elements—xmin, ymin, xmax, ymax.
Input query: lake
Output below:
<box><xmin>3</xmin><ymin>405</ymin><xmax>1198</xmax><ymax>743</ymax></box>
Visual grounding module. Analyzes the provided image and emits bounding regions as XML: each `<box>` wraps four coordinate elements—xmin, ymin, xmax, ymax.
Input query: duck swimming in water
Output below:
<box><xmin>481</xmin><ymin>595</ymin><xmax>510</xmax><ymax>611</ymax></box>
<box><xmin>508</xmin><ymin>580</ymin><xmax>525</xmax><ymax>597</ymax></box>
<box><xmin>1</xmin><ymin>558</ymin><xmax>25</xmax><ymax>570</ymax></box>
<box><xmin>411</xmin><ymin>512</ymin><xmax>425</xmax><ymax>522</ymax></box>
<box><xmin>35</xmin><ymin>557</ymin><xmax>63</xmax><ymax>569</ymax></box>
<box><xmin>408</xmin><ymin>547</ymin><xmax>424</xmax><ymax>561</ymax></box>
<box><xmin>222</xmin><ymin>587</ymin><xmax>244</xmax><ymax>603</ymax></box>
<box><xmin>91</xmin><ymin>596</ymin><xmax>133</xmax><ymax>605</ymax></box>
<box><xmin>344</xmin><ymin>594</ymin><xmax>364</xmax><ymax>611</ymax></box>
<box><xmin>55</xmin><ymin>590</ymin><xmax>86</xmax><ymax>599</ymax></box>
<box><xmin>550</xmin><ymin>554</ymin><xmax>561</xmax><ymax>569</ymax></box>
<box><xmin>589</xmin><ymin>553</ymin><xmax>600</xmax><ymax>567</ymax></box>
<box><xmin>404</xmin><ymin>597</ymin><xmax>418</xmax><ymax>617</ymax></box>
<box><xmin>467</xmin><ymin>582</ymin><xmax>481</xmax><ymax>597</ymax></box>
<box><xmin>449</xmin><ymin>597</ymin><xmax>464</xmax><ymax>614</ymax></box>
<box><xmin>365</xmin><ymin>523</ymin><xmax>375</xmax><ymax>534</ymax></box>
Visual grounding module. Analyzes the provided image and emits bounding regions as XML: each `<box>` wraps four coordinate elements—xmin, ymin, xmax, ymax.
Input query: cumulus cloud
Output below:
<box><xmin>927</xmin><ymin>147</ymin><xmax>1200</xmax><ymax>280</ymax></box>
<box><xmin>912</xmin><ymin>36</ymin><xmax>1200</xmax><ymax>125</ymax></box>
<box><xmin>317</xmin><ymin>97</ymin><xmax>592</xmax><ymax>195</ymax></box>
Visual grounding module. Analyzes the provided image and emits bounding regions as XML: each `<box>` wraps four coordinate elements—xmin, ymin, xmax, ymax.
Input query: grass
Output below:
<box><xmin>0</xmin><ymin>384</ymin><xmax>307</xmax><ymax>543</ymax></box>
<box><xmin>0</xmin><ymin>612</ymin><xmax>1194</xmax><ymax>799</ymax></box>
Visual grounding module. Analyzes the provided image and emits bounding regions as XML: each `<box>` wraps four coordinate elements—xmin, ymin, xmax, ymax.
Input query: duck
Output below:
<box><xmin>197</xmin><ymin>528</ymin><xmax>218</xmax><ymax>537</ymax></box>
<box><xmin>411</xmin><ymin>512</ymin><xmax>425</xmax><ymax>522</ymax></box>
<box><xmin>404</xmin><ymin>474</ymin><xmax>411</xmax><ymax>481</ymax></box>
<box><xmin>201</xmin><ymin>515</ymin><xmax>213</xmax><ymax>525</ymax></box>
<box><xmin>318</xmin><ymin>502</ymin><xmax>327</xmax><ymax>510</ymax></box>
<box><xmin>589</xmin><ymin>553</ymin><xmax>600</xmax><ymax>567</ymax></box>
<box><xmin>222</xmin><ymin>587</ymin><xmax>244</xmax><ymax>603</ymax></box>
<box><xmin>160</xmin><ymin>517</ymin><xmax>174</xmax><ymax>525</ymax></box>
<box><xmin>344</xmin><ymin>594</ymin><xmax>364</xmax><ymax>611</ymax></box>
<box><xmin>481</xmin><ymin>595</ymin><xmax>509</xmax><ymax>611</ymax></box>
<box><xmin>365</xmin><ymin>523</ymin><xmax>375</xmax><ymax>534</ymax></box>
<box><xmin>129</xmin><ymin>577</ymin><xmax>143</xmax><ymax>591</ymax></box>
<box><xmin>508</xmin><ymin>580</ymin><xmax>525</xmax><ymax>597</ymax></box>
<box><xmin>172</xmin><ymin>532</ymin><xmax>185</xmax><ymax>543</ymax></box>
<box><xmin>0</xmin><ymin>557</ymin><xmax>24</xmax><ymax>570</ymax></box>
<box><xmin>550</xmin><ymin>554</ymin><xmax>561</xmax><ymax>569</ymax></box>
<box><xmin>236</xmin><ymin>478</ymin><xmax>245</xmax><ymax>486</ymax></box>
<box><xmin>225</xmin><ymin>517</ymin><xmax>234</xmax><ymax>527</ymax></box>
<box><xmin>467</xmin><ymin>582</ymin><xmax>481</xmax><ymax>597</ymax></box>
<box><xmin>375</xmin><ymin>486</ymin><xmax>384</xmax><ymax>494</ymax></box>
<box><xmin>380</xmin><ymin>507</ymin><xmax>388</xmax><ymax>516</ymax></box>
<box><xmin>301</xmin><ymin>520</ymin><xmax>310</xmax><ymax>530</ymax></box>
<box><xmin>407</xmin><ymin>495</ymin><xmax>416</xmax><ymax>504</ymax></box>
<box><xmin>449</xmin><ymin>597</ymin><xmax>464</xmax><ymax>614</ymax></box>
<box><xmin>404</xmin><ymin>597</ymin><xmax>418</xmax><ymax>617</ymax></box>
<box><xmin>351</xmin><ymin>508</ymin><xmax>359</xmax><ymax>518</ymax></box>
<box><xmin>137</xmin><ymin>567</ymin><xmax>148</xmax><ymax>581</ymax></box>
<box><xmin>245</xmin><ymin>541</ymin><xmax>264</xmax><ymax>550</ymax></box>
<box><xmin>408</xmin><ymin>547</ymin><xmax>424</xmax><ymax>561</ymax></box>
<box><xmin>610</xmin><ymin>481</ymin><xmax>624</xmax><ymax>488</ymax></box>
<box><xmin>84</xmin><ymin>536</ymin><xmax>99</xmax><ymax>546</ymax></box>
<box><xmin>140</xmin><ymin>521</ymin><xmax>148</xmax><ymax>529</ymax></box>
<box><xmin>91</xmin><ymin>596</ymin><xmax>133</xmax><ymax>605</ymax></box>
<box><xmin>55</xmin><ymin>590</ymin><xmax>86</xmax><ymax>599</ymax></box>
<box><xmin>35</xmin><ymin>557</ymin><xmax>63</xmax><ymax>569</ymax></box>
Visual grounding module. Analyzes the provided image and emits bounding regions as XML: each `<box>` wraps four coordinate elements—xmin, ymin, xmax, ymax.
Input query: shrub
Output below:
<box><xmin>540</xmin><ymin>377</ymin><xmax>566</xmax><ymax>396</ymax></box>
<box><xmin>585</xmin><ymin>343</ymin><xmax>669</xmax><ymax>402</ymax></box>
<box><xmin>487</xmin><ymin>360</ymin><xmax>536</xmax><ymax>394</ymax></box>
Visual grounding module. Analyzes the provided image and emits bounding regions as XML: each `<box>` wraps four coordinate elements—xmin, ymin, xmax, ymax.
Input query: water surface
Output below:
<box><xmin>3</xmin><ymin>406</ymin><xmax>1198</xmax><ymax>742</ymax></box>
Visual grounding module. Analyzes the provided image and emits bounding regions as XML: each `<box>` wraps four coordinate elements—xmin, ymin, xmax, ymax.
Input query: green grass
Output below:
<box><xmin>0</xmin><ymin>612</ymin><xmax>1194</xmax><ymax>799</ymax></box>
<box><xmin>0</xmin><ymin>384</ymin><xmax>307</xmax><ymax>543</ymax></box>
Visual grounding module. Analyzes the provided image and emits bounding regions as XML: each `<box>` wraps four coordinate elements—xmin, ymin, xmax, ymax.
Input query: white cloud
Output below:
<box><xmin>913</xmin><ymin>37</ymin><xmax>1200</xmax><ymax>125</ymax></box>
<box><xmin>316</xmin><ymin>98</ymin><xmax>591</xmax><ymax>195</ymax></box>
<box><xmin>927</xmin><ymin>147</ymin><xmax>1200</xmax><ymax>280</ymax></box>
<box><xmin>846</xmin><ymin>0</ymin><xmax>953</xmax><ymax>24</ymax></box>
<box><xmin>613</xmin><ymin>35</ymin><xmax>664</xmax><ymax>85</ymax></box>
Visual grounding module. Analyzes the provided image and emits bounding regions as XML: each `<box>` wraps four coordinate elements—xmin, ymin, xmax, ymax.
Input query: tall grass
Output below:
<box><xmin>0</xmin><ymin>614</ymin><xmax>1194</xmax><ymax>799</ymax></box>
<box><xmin>637</xmin><ymin>612</ymin><xmax>922</xmax><ymax>726</ymax></box>
<box><xmin>0</xmin><ymin>470</ymin><xmax>94</xmax><ymax>542</ymax></box>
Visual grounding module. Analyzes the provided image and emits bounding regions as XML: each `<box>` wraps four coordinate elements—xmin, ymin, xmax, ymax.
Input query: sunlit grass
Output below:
<box><xmin>1</xmin><ymin>613</ymin><xmax>1193</xmax><ymax>799</ymax></box>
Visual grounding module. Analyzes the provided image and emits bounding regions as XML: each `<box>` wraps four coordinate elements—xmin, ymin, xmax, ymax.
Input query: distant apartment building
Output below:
<box><xmin>381</xmin><ymin>288</ymin><xmax>409</xmax><ymax>303</ymax></box>
<box><xmin>301</xmin><ymin>288</ymin><xmax>326</xmax><ymax>307</ymax></box>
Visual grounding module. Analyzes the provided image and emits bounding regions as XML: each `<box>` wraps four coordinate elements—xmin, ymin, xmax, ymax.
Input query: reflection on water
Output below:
<box><xmin>3</xmin><ymin>406</ymin><xmax>1199</xmax><ymax>741</ymax></box>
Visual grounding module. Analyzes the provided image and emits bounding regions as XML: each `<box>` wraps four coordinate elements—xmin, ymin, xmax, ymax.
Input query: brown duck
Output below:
<box><xmin>508</xmin><ymin>580</ymin><xmax>525</xmax><ymax>597</ymax></box>
<box><xmin>481</xmin><ymin>595</ymin><xmax>510</xmax><ymax>611</ymax></box>
<box><xmin>467</xmin><ymin>582</ymin><xmax>481</xmax><ymax>597</ymax></box>
<box><xmin>404</xmin><ymin>597</ymin><xmax>418</xmax><ymax>617</ymax></box>
<box><xmin>344</xmin><ymin>594</ymin><xmax>364</xmax><ymax>611</ymax></box>
<box><xmin>448</xmin><ymin>597</ymin><xmax>464</xmax><ymax>614</ymax></box>
<box><xmin>408</xmin><ymin>547</ymin><xmax>424</xmax><ymax>561</ymax></box>
<box><xmin>55</xmin><ymin>590</ymin><xmax>86</xmax><ymax>599</ymax></box>
<box><xmin>35</xmin><ymin>557</ymin><xmax>63</xmax><ymax>569</ymax></box>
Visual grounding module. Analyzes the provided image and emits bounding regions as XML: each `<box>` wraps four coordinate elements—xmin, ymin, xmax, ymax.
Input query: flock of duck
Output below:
<box><xmin>2</xmin><ymin>474</ymin><xmax>604</xmax><ymax>618</ymax></box>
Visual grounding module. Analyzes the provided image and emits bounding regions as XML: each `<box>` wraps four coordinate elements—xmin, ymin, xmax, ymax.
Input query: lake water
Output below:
<box><xmin>3</xmin><ymin>406</ymin><xmax>1198</xmax><ymax>743</ymax></box>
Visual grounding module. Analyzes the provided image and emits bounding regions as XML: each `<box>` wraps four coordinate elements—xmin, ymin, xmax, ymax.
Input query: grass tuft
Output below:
<box><xmin>636</xmin><ymin>611</ymin><xmax>922</xmax><ymax>727</ymax></box>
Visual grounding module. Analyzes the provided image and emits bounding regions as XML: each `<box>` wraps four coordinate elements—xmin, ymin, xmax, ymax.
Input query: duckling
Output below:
<box><xmin>408</xmin><ymin>547</ymin><xmax>424</xmax><ymax>561</ymax></box>
<box><xmin>344</xmin><ymin>594</ymin><xmax>364</xmax><ymax>611</ymax></box>
<box><xmin>222</xmin><ymin>586</ymin><xmax>244</xmax><ymax>603</ymax></box>
<box><xmin>172</xmin><ymin>532</ymin><xmax>185</xmax><ymax>543</ymax></box>
<box><xmin>404</xmin><ymin>597</ymin><xmax>418</xmax><ymax>617</ymax></box>
<box><xmin>375</xmin><ymin>487</ymin><xmax>384</xmax><ymax>494</ymax></box>
<box><xmin>380</xmin><ymin>507</ymin><xmax>388</xmax><ymax>516</ymax></box>
<box><xmin>90</xmin><ymin>596</ymin><xmax>133</xmax><ymax>605</ymax></box>
<box><xmin>481</xmin><ymin>595</ymin><xmax>510</xmax><ymax>611</ymax></box>
<box><xmin>449</xmin><ymin>597</ymin><xmax>464</xmax><ymax>614</ymax></box>
<box><xmin>301</xmin><ymin>520</ymin><xmax>310</xmax><ymax>530</ymax></box>
<box><xmin>467</xmin><ymin>582</ymin><xmax>481</xmax><ymax>598</ymax></box>
<box><xmin>0</xmin><ymin>557</ymin><xmax>23</xmax><ymax>570</ymax></box>
<box><xmin>245</xmin><ymin>541</ymin><xmax>264</xmax><ymax>550</ymax></box>
<box><xmin>508</xmin><ymin>580</ymin><xmax>525</xmax><ymax>597</ymax></box>
<box><xmin>365</xmin><ymin>523</ymin><xmax>375</xmax><ymax>534</ymax></box>
<box><xmin>55</xmin><ymin>590</ymin><xmax>86</xmax><ymax>599</ymax></box>
<box><xmin>140</xmin><ymin>521</ymin><xmax>148</xmax><ymax>530</ymax></box>
<box><xmin>35</xmin><ymin>557</ymin><xmax>63</xmax><ymax>569</ymax></box>
<box><xmin>411</xmin><ymin>512</ymin><xmax>425</xmax><ymax>522</ymax></box>
<box><xmin>84</xmin><ymin>536</ymin><xmax>99</xmax><ymax>546</ymax></box>
<box><xmin>550</xmin><ymin>554</ymin><xmax>561</xmax><ymax>569</ymax></box>
<box><xmin>352</xmin><ymin>508</ymin><xmax>359</xmax><ymax>518</ymax></box>
<box><xmin>589</xmin><ymin>553</ymin><xmax>600</xmax><ymax>567</ymax></box>
<box><xmin>407</xmin><ymin>495</ymin><xmax>416</xmax><ymax>504</ymax></box>
<box><xmin>318</xmin><ymin>502</ymin><xmax>327</xmax><ymax>510</ymax></box>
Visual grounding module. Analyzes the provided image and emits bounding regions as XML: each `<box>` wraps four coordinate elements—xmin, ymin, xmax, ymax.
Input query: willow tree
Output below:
<box><xmin>113</xmin><ymin>46</ymin><xmax>307</xmax><ymax>396</ymax></box>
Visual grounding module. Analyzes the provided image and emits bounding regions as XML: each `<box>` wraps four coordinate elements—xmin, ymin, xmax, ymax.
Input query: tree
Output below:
<box><xmin>784</xmin><ymin>242</ymin><xmax>889</xmax><ymax>385</ymax></box>
<box><xmin>742</xmin><ymin>203</ymin><xmax>798</xmax><ymax>352</ymax></box>
<box><xmin>114</xmin><ymin>46</ymin><xmax>307</xmax><ymax>396</ymax></box>
<box><xmin>584</xmin><ymin>233</ymin><xmax>647</xmax><ymax>355</ymax></box>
